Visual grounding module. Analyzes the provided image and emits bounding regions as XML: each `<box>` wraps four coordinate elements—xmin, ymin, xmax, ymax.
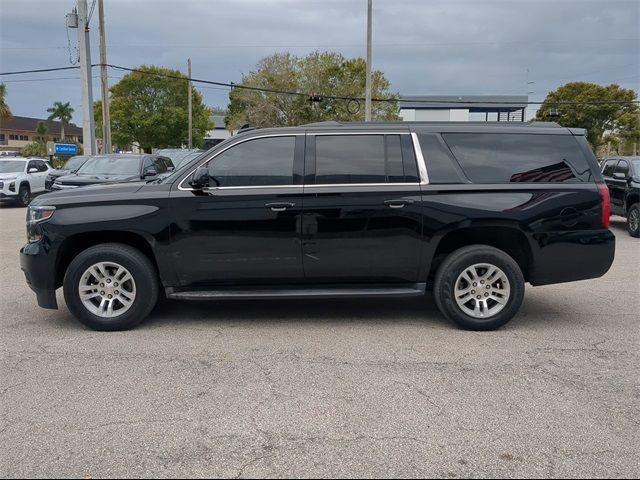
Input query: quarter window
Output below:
<box><xmin>208</xmin><ymin>136</ymin><xmax>295</xmax><ymax>187</ymax></box>
<box><xmin>442</xmin><ymin>133</ymin><xmax>593</xmax><ymax>183</ymax></box>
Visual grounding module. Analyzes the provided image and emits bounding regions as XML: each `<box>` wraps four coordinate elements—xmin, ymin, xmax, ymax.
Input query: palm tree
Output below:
<box><xmin>0</xmin><ymin>83</ymin><xmax>11</xmax><ymax>120</ymax></box>
<box><xmin>47</xmin><ymin>101</ymin><xmax>74</xmax><ymax>140</ymax></box>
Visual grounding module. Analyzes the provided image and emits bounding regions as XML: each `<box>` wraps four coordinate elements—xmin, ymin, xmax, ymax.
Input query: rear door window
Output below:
<box><xmin>442</xmin><ymin>133</ymin><xmax>593</xmax><ymax>183</ymax></box>
<box><xmin>314</xmin><ymin>134</ymin><xmax>417</xmax><ymax>184</ymax></box>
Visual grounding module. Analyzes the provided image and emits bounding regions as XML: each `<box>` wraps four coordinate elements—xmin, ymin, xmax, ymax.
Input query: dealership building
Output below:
<box><xmin>399</xmin><ymin>95</ymin><xmax>528</xmax><ymax>122</ymax></box>
<box><xmin>0</xmin><ymin>115</ymin><xmax>83</xmax><ymax>152</ymax></box>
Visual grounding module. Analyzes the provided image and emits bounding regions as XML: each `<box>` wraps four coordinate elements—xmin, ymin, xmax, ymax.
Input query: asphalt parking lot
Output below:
<box><xmin>0</xmin><ymin>202</ymin><xmax>638</xmax><ymax>478</ymax></box>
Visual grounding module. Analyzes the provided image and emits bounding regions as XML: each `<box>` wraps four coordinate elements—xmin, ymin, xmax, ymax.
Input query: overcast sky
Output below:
<box><xmin>0</xmin><ymin>0</ymin><xmax>638</xmax><ymax>122</ymax></box>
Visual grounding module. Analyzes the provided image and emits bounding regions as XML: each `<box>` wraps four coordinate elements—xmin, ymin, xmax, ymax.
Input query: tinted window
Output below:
<box><xmin>602</xmin><ymin>159</ymin><xmax>617</xmax><ymax>177</ymax></box>
<box><xmin>152</xmin><ymin>156</ymin><xmax>167</xmax><ymax>174</ymax></box>
<box><xmin>443</xmin><ymin>133</ymin><xmax>593</xmax><ymax>183</ymax></box>
<box><xmin>208</xmin><ymin>136</ymin><xmax>295</xmax><ymax>187</ymax></box>
<box><xmin>614</xmin><ymin>160</ymin><xmax>629</xmax><ymax>177</ymax></box>
<box><xmin>35</xmin><ymin>160</ymin><xmax>48</xmax><ymax>172</ymax></box>
<box><xmin>27</xmin><ymin>161</ymin><xmax>39</xmax><ymax>172</ymax></box>
<box><xmin>315</xmin><ymin>134</ymin><xmax>417</xmax><ymax>184</ymax></box>
<box><xmin>417</xmin><ymin>134</ymin><xmax>464</xmax><ymax>183</ymax></box>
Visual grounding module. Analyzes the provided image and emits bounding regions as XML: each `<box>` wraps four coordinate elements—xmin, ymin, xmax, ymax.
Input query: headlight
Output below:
<box><xmin>26</xmin><ymin>206</ymin><xmax>56</xmax><ymax>243</ymax></box>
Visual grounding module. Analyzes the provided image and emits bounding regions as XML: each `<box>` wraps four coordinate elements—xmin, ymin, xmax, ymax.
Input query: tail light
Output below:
<box><xmin>598</xmin><ymin>183</ymin><xmax>610</xmax><ymax>229</ymax></box>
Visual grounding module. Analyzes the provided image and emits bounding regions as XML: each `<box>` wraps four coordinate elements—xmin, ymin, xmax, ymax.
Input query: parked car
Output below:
<box><xmin>0</xmin><ymin>150</ymin><xmax>22</xmax><ymax>157</ymax></box>
<box><xmin>601</xmin><ymin>156</ymin><xmax>640</xmax><ymax>237</ymax></box>
<box><xmin>45</xmin><ymin>155</ymin><xmax>91</xmax><ymax>191</ymax></box>
<box><xmin>0</xmin><ymin>157</ymin><xmax>52</xmax><ymax>206</ymax></box>
<box><xmin>21</xmin><ymin>121</ymin><xmax>615</xmax><ymax>331</ymax></box>
<box><xmin>155</xmin><ymin>148</ymin><xmax>203</xmax><ymax>169</ymax></box>
<box><xmin>50</xmin><ymin>153</ymin><xmax>173</xmax><ymax>190</ymax></box>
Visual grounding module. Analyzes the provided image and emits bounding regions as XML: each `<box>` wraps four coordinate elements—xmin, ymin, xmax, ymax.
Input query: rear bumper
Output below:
<box><xmin>530</xmin><ymin>229</ymin><xmax>615</xmax><ymax>286</ymax></box>
<box><xmin>20</xmin><ymin>241</ymin><xmax>58</xmax><ymax>309</ymax></box>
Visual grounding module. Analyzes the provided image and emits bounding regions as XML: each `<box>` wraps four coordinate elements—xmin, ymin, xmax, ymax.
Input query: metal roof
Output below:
<box><xmin>0</xmin><ymin>115</ymin><xmax>83</xmax><ymax>136</ymax></box>
<box><xmin>399</xmin><ymin>95</ymin><xmax>528</xmax><ymax>110</ymax></box>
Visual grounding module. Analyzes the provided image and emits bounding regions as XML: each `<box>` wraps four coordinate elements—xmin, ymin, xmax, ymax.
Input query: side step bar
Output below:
<box><xmin>167</xmin><ymin>283</ymin><xmax>426</xmax><ymax>301</ymax></box>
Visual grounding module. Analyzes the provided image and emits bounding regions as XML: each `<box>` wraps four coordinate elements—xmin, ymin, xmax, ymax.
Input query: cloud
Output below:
<box><xmin>1</xmin><ymin>0</ymin><xmax>637</xmax><ymax>119</ymax></box>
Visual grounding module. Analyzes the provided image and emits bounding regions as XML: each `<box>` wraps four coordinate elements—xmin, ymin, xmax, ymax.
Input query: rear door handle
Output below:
<box><xmin>384</xmin><ymin>199</ymin><xmax>414</xmax><ymax>209</ymax></box>
<box><xmin>265</xmin><ymin>202</ymin><xmax>295</xmax><ymax>212</ymax></box>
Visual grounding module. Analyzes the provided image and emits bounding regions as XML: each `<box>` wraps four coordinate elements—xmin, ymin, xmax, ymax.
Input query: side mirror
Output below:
<box><xmin>189</xmin><ymin>166</ymin><xmax>210</xmax><ymax>189</ymax></box>
<box><xmin>613</xmin><ymin>172</ymin><xmax>626</xmax><ymax>180</ymax></box>
<box><xmin>28</xmin><ymin>167</ymin><xmax>38</xmax><ymax>173</ymax></box>
<box><xmin>142</xmin><ymin>168</ymin><xmax>157</xmax><ymax>178</ymax></box>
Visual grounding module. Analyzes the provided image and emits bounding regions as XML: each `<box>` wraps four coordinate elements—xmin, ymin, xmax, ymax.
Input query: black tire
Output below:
<box><xmin>17</xmin><ymin>183</ymin><xmax>30</xmax><ymax>207</ymax></box>
<box><xmin>63</xmin><ymin>243</ymin><xmax>159</xmax><ymax>331</ymax></box>
<box><xmin>627</xmin><ymin>203</ymin><xmax>639</xmax><ymax>238</ymax></box>
<box><xmin>433</xmin><ymin>245</ymin><xmax>525</xmax><ymax>331</ymax></box>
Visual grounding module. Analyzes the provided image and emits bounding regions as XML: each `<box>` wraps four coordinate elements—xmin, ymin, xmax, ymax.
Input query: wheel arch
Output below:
<box><xmin>55</xmin><ymin>231</ymin><xmax>159</xmax><ymax>289</ymax></box>
<box><xmin>428</xmin><ymin>225</ymin><xmax>534</xmax><ymax>283</ymax></box>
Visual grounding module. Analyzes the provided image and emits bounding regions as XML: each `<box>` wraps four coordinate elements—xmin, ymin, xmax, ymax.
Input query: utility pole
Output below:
<box><xmin>364</xmin><ymin>0</ymin><xmax>372</xmax><ymax>121</ymax></box>
<box><xmin>98</xmin><ymin>0</ymin><xmax>111</xmax><ymax>153</ymax></box>
<box><xmin>77</xmin><ymin>0</ymin><xmax>96</xmax><ymax>154</ymax></box>
<box><xmin>188</xmin><ymin>58</ymin><xmax>193</xmax><ymax>149</ymax></box>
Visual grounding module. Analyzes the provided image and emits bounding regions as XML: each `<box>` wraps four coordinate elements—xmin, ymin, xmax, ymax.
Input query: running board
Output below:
<box><xmin>167</xmin><ymin>284</ymin><xmax>426</xmax><ymax>301</ymax></box>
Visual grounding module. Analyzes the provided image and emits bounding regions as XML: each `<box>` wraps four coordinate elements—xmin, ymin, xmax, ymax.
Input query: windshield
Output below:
<box><xmin>632</xmin><ymin>159</ymin><xmax>640</xmax><ymax>174</ymax></box>
<box><xmin>76</xmin><ymin>155</ymin><xmax>141</xmax><ymax>175</ymax></box>
<box><xmin>174</xmin><ymin>151</ymin><xmax>204</xmax><ymax>168</ymax></box>
<box><xmin>0</xmin><ymin>160</ymin><xmax>26</xmax><ymax>174</ymax></box>
<box><xmin>63</xmin><ymin>155</ymin><xmax>90</xmax><ymax>171</ymax></box>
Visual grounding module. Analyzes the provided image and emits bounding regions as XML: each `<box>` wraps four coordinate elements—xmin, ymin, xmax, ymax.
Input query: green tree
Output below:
<box><xmin>226</xmin><ymin>51</ymin><xmax>399</xmax><ymax>130</ymax></box>
<box><xmin>21</xmin><ymin>141</ymin><xmax>47</xmax><ymax>157</ymax></box>
<box><xmin>46</xmin><ymin>101</ymin><xmax>74</xmax><ymax>140</ymax></box>
<box><xmin>0</xmin><ymin>83</ymin><xmax>11</xmax><ymax>119</ymax></box>
<box><xmin>35</xmin><ymin>121</ymin><xmax>48</xmax><ymax>143</ymax></box>
<box><xmin>535</xmin><ymin>82</ymin><xmax>638</xmax><ymax>149</ymax></box>
<box><xmin>97</xmin><ymin>65</ymin><xmax>213</xmax><ymax>152</ymax></box>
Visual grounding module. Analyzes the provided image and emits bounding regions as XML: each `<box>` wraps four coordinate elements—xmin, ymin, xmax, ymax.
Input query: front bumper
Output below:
<box><xmin>20</xmin><ymin>241</ymin><xmax>58</xmax><ymax>309</ymax></box>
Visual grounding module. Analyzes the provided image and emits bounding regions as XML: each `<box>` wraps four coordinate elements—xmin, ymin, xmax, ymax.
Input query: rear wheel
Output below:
<box><xmin>433</xmin><ymin>245</ymin><xmax>525</xmax><ymax>331</ymax></box>
<box><xmin>63</xmin><ymin>243</ymin><xmax>159</xmax><ymax>331</ymax></box>
<box><xmin>17</xmin><ymin>184</ymin><xmax>30</xmax><ymax>207</ymax></box>
<box><xmin>627</xmin><ymin>203</ymin><xmax>639</xmax><ymax>238</ymax></box>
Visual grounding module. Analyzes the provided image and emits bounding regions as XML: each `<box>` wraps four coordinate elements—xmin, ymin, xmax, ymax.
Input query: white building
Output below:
<box><xmin>399</xmin><ymin>95</ymin><xmax>528</xmax><ymax>122</ymax></box>
<box><xmin>204</xmin><ymin>114</ymin><xmax>232</xmax><ymax>148</ymax></box>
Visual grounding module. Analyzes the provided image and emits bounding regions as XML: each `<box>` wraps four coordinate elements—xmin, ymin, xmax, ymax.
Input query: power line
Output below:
<box><xmin>1</xmin><ymin>63</ymin><xmax>639</xmax><ymax>106</ymax></box>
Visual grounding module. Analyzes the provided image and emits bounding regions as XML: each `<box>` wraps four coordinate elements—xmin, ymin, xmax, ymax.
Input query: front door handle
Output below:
<box><xmin>384</xmin><ymin>199</ymin><xmax>414</xmax><ymax>209</ymax></box>
<box><xmin>265</xmin><ymin>202</ymin><xmax>295</xmax><ymax>212</ymax></box>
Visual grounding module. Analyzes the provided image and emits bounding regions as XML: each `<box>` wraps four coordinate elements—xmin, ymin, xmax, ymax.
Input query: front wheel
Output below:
<box><xmin>63</xmin><ymin>243</ymin><xmax>159</xmax><ymax>331</ymax></box>
<box><xmin>433</xmin><ymin>245</ymin><xmax>525</xmax><ymax>331</ymax></box>
<box><xmin>17</xmin><ymin>184</ymin><xmax>30</xmax><ymax>207</ymax></box>
<box><xmin>627</xmin><ymin>203</ymin><xmax>639</xmax><ymax>238</ymax></box>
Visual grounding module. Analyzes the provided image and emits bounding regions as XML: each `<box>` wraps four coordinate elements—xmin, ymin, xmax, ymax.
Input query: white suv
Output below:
<box><xmin>0</xmin><ymin>157</ymin><xmax>52</xmax><ymax>207</ymax></box>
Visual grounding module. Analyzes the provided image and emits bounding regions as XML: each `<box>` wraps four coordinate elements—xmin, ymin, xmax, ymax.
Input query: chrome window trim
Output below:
<box><xmin>178</xmin><ymin>130</ymin><xmax>431</xmax><ymax>191</ymax></box>
<box><xmin>410</xmin><ymin>132</ymin><xmax>429</xmax><ymax>185</ymax></box>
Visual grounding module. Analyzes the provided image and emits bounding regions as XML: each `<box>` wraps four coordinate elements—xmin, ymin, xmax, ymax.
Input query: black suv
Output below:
<box><xmin>51</xmin><ymin>154</ymin><xmax>174</xmax><ymax>190</ymax></box>
<box><xmin>20</xmin><ymin>121</ymin><xmax>615</xmax><ymax>331</ymax></box>
<box><xmin>601</xmin><ymin>156</ymin><xmax>640</xmax><ymax>237</ymax></box>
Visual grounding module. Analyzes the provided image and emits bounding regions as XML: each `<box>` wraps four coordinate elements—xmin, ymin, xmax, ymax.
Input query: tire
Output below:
<box><xmin>627</xmin><ymin>203</ymin><xmax>639</xmax><ymax>238</ymax></box>
<box><xmin>17</xmin><ymin>183</ymin><xmax>30</xmax><ymax>207</ymax></box>
<box><xmin>433</xmin><ymin>245</ymin><xmax>525</xmax><ymax>331</ymax></box>
<box><xmin>63</xmin><ymin>243</ymin><xmax>159</xmax><ymax>331</ymax></box>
